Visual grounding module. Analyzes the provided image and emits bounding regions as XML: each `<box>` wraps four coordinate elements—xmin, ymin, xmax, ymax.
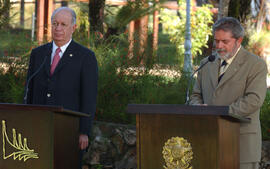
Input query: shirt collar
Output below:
<box><xmin>52</xmin><ymin>39</ymin><xmax>72</xmax><ymax>54</ymax></box>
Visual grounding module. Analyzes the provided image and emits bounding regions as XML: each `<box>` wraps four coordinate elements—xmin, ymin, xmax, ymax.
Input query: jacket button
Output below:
<box><xmin>47</xmin><ymin>93</ymin><xmax>51</xmax><ymax>97</ymax></box>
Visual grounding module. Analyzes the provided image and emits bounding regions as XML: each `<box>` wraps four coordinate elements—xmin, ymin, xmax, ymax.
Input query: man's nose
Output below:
<box><xmin>215</xmin><ymin>42</ymin><xmax>223</xmax><ymax>49</ymax></box>
<box><xmin>55</xmin><ymin>25</ymin><xmax>63</xmax><ymax>30</ymax></box>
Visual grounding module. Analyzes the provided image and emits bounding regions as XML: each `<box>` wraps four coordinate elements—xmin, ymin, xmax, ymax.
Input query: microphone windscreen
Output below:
<box><xmin>208</xmin><ymin>54</ymin><xmax>216</xmax><ymax>62</ymax></box>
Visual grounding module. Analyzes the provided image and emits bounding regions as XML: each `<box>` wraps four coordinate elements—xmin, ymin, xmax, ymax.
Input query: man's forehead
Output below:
<box><xmin>53</xmin><ymin>10</ymin><xmax>72</xmax><ymax>20</ymax></box>
<box><xmin>214</xmin><ymin>30</ymin><xmax>234</xmax><ymax>39</ymax></box>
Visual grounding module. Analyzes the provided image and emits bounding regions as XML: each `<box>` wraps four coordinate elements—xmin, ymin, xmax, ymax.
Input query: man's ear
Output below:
<box><xmin>237</xmin><ymin>37</ymin><xmax>243</xmax><ymax>46</ymax></box>
<box><xmin>72</xmin><ymin>24</ymin><xmax>77</xmax><ymax>33</ymax></box>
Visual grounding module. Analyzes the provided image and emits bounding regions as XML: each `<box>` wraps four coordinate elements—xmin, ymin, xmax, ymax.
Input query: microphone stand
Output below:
<box><xmin>185</xmin><ymin>55</ymin><xmax>216</xmax><ymax>105</ymax></box>
<box><xmin>23</xmin><ymin>55</ymin><xmax>48</xmax><ymax>104</ymax></box>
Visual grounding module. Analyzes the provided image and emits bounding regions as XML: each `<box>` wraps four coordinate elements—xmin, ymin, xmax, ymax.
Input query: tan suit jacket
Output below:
<box><xmin>190</xmin><ymin>47</ymin><xmax>268</xmax><ymax>163</ymax></box>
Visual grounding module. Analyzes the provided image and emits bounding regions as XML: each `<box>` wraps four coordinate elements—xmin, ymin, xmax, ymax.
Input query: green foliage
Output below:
<box><xmin>73</xmin><ymin>4</ymin><xmax>90</xmax><ymax>35</ymax></box>
<box><xmin>0</xmin><ymin>0</ymin><xmax>11</xmax><ymax>29</ymax></box>
<box><xmin>115</xmin><ymin>0</ymin><xmax>167</xmax><ymax>28</ymax></box>
<box><xmin>228</xmin><ymin>0</ymin><xmax>251</xmax><ymax>22</ymax></box>
<box><xmin>261</xmin><ymin>90</ymin><xmax>270</xmax><ymax>140</ymax></box>
<box><xmin>0</xmin><ymin>29</ymin><xmax>36</xmax><ymax>57</ymax></box>
<box><xmin>90</xmin><ymin>164</ymin><xmax>103</xmax><ymax>169</ymax></box>
<box><xmin>160</xmin><ymin>0</ymin><xmax>213</xmax><ymax>66</ymax></box>
<box><xmin>1</xmin><ymin>26</ymin><xmax>270</xmax><ymax>140</ymax></box>
<box><xmin>0</xmin><ymin>66</ymin><xmax>25</xmax><ymax>103</ymax></box>
<box><xmin>0</xmin><ymin>29</ymin><xmax>184</xmax><ymax>125</ymax></box>
<box><xmin>246</xmin><ymin>28</ymin><xmax>270</xmax><ymax>59</ymax></box>
<box><xmin>90</xmin><ymin>33</ymin><xmax>185</xmax><ymax>124</ymax></box>
<box><xmin>0</xmin><ymin>29</ymin><xmax>35</xmax><ymax>103</ymax></box>
<box><xmin>156</xmin><ymin>33</ymin><xmax>179</xmax><ymax>65</ymax></box>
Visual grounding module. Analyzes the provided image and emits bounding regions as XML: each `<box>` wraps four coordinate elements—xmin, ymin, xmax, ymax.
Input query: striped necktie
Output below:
<box><xmin>218</xmin><ymin>60</ymin><xmax>227</xmax><ymax>83</ymax></box>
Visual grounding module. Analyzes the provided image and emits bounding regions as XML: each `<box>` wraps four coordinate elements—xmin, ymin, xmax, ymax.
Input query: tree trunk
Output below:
<box><xmin>20</xmin><ymin>0</ymin><xmax>24</xmax><ymax>28</ymax></box>
<box><xmin>218</xmin><ymin>0</ymin><xmax>231</xmax><ymax>19</ymax></box>
<box><xmin>88</xmin><ymin>0</ymin><xmax>105</xmax><ymax>34</ymax></box>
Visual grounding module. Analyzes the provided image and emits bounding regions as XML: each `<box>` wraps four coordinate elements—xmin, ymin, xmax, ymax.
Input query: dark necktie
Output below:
<box><xmin>218</xmin><ymin>60</ymin><xmax>227</xmax><ymax>83</ymax></box>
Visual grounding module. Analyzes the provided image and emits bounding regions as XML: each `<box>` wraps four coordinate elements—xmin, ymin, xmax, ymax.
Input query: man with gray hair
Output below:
<box><xmin>190</xmin><ymin>17</ymin><xmax>267</xmax><ymax>169</ymax></box>
<box><xmin>25</xmin><ymin>7</ymin><xmax>98</xmax><ymax>168</ymax></box>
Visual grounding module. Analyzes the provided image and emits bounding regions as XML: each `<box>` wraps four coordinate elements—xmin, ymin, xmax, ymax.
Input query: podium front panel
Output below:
<box><xmin>0</xmin><ymin>106</ymin><xmax>81</xmax><ymax>169</ymax></box>
<box><xmin>0</xmin><ymin>109</ymin><xmax>53</xmax><ymax>169</ymax></box>
<box><xmin>54</xmin><ymin>112</ymin><xmax>80</xmax><ymax>169</ymax></box>
<box><xmin>136</xmin><ymin>113</ymin><xmax>239</xmax><ymax>169</ymax></box>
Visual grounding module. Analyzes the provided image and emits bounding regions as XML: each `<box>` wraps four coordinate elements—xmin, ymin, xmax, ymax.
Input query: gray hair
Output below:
<box><xmin>213</xmin><ymin>17</ymin><xmax>245</xmax><ymax>39</ymax></box>
<box><xmin>51</xmin><ymin>7</ymin><xmax>76</xmax><ymax>25</ymax></box>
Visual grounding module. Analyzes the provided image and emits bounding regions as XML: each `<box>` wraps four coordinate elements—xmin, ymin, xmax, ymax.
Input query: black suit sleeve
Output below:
<box><xmin>79</xmin><ymin>49</ymin><xmax>98</xmax><ymax>135</ymax></box>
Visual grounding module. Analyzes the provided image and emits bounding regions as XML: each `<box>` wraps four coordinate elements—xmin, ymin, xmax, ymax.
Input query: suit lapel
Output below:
<box><xmin>52</xmin><ymin>40</ymin><xmax>75</xmax><ymax>75</ymax></box>
<box><xmin>217</xmin><ymin>48</ymin><xmax>245</xmax><ymax>88</ymax></box>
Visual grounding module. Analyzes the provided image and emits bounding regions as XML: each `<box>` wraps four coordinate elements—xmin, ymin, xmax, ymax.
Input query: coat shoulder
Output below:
<box><xmin>32</xmin><ymin>43</ymin><xmax>51</xmax><ymax>53</ymax></box>
<box><xmin>240</xmin><ymin>48</ymin><xmax>267</xmax><ymax>68</ymax></box>
<box><xmin>71</xmin><ymin>41</ymin><xmax>95</xmax><ymax>56</ymax></box>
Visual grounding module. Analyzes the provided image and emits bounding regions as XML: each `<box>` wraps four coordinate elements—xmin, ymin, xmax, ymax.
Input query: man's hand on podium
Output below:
<box><xmin>79</xmin><ymin>134</ymin><xmax>89</xmax><ymax>150</ymax></box>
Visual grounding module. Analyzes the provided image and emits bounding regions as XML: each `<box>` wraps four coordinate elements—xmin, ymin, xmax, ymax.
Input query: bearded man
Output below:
<box><xmin>189</xmin><ymin>17</ymin><xmax>268</xmax><ymax>169</ymax></box>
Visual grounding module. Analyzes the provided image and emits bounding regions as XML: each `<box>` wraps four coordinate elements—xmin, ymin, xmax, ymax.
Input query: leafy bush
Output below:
<box><xmin>0</xmin><ymin>0</ymin><xmax>11</xmax><ymax>29</ymax></box>
<box><xmin>88</xmin><ymin>33</ymin><xmax>186</xmax><ymax>124</ymax></box>
<box><xmin>0</xmin><ymin>63</ymin><xmax>26</xmax><ymax>103</ymax></box>
<box><xmin>0</xmin><ymin>29</ymin><xmax>34</xmax><ymax>103</ymax></box>
<box><xmin>247</xmin><ymin>29</ymin><xmax>270</xmax><ymax>60</ymax></box>
<box><xmin>261</xmin><ymin>90</ymin><xmax>270</xmax><ymax>140</ymax></box>
<box><xmin>1</xmin><ymin>27</ymin><xmax>270</xmax><ymax>139</ymax></box>
<box><xmin>0</xmin><ymin>29</ymin><xmax>184</xmax><ymax>124</ymax></box>
<box><xmin>160</xmin><ymin>0</ymin><xmax>213</xmax><ymax>66</ymax></box>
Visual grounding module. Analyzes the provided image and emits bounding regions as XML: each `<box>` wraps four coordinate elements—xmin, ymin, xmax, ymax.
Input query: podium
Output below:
<box><xmin>127</xmin><ymin>104</ymin><xmax>250</xmax><ymax>169</ymax></box>
<box><xmin>0</xmin><ymin>103</ymin><xmax>88</xmax><ymax>169</ymax></box>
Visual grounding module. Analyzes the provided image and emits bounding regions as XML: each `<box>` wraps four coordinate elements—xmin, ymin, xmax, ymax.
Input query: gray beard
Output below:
<box><xmin>213</xmin><ymin>42</ymin><xmax>239</xmax><ymax>60</ymax></box>
<box><xmin>216</xmin><ymin>51</ymin><xmax>230</xmax><ymax>60</ymax></box>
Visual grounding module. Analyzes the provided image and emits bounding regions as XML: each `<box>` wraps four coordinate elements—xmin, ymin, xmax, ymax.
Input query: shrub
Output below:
<box><xmin>0</xmin><ymin>64</ymin><xmax>26</xmax><ymax>103</ymax></box>
<box><xmin>247</xmin><ymin>29</ymin><xmax>270</xmax><ymax>60</ymax></box>
<box><xmin>261</xmin><ymin>90</ymin><xmax>270</xmax><ymax>140</ymax></box>
<box><xmin>0</xmin><ymin>29</ymin><xmax>185</xmax><ymax>124</ymax></box>
<box><xmin>159</xmin><ymin>0</ymin><xmax>213</xmax><ymax>66</ymax></box>
<box><xmin>0</xmin><ymin>29</ymin><xmax>34</xmax><ymax>103</ymax></box>
<box><xmin>90</xmin><ymin>33</ymin><xmax>186</xmax><ymax>124</ymax></box>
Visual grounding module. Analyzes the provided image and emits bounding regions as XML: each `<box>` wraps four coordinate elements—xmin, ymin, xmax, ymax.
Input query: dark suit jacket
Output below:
<box><xmin>26</xmin><ymin>40</ymin><xmax>98</xmax><ymax>135</ymax></box>
<box><xmin>190</xmin><ymin>47</ymin><xmax>268</xmax><ymax>162</ymax></box>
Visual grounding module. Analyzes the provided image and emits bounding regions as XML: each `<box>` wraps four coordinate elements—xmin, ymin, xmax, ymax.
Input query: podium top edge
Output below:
<box><xmin>0</xmin><ymin>103</ymin><xmax>89</xmax><ymax>117</ymax></box>
<box><xmin>127</xmin><ymin>104</ymin><xmax>250</xmax><ymax>123</ymax></box>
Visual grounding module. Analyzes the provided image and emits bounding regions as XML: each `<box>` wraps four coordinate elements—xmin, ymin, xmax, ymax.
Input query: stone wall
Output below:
<box><xmin>83</xmin><ymin>121</ymin><xmax>136</xmax><ymax>169</ymax></box>
<box><xmin>83</xmin><ymin>121</ymin><xmax>270</xmax><ymax>169</ymax></box>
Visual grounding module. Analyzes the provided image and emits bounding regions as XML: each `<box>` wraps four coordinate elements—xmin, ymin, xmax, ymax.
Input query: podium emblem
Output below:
<box><xmin>2</xmin><ymin>120</ymin><xmax>39</xmax><ymax>162</ymax></box>
<box><xmin>162</xmin><ymin>137</ymin><xmax>193</xmax><ymax>169</ymax></box>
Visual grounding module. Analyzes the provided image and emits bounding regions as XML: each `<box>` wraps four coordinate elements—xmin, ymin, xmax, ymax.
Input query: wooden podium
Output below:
<box><xmin>127</xmin><ymin>104</ymin><xmax>249</xmax><ymax>169</ymax></box>
<box><xmin>0</xmin><ymin>103</ymin><xmax>87</xmax><ymax>169</ymax></box>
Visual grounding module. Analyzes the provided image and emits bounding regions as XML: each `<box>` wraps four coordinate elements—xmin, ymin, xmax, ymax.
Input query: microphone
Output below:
<box><xmin>23</xmin><ymin>55</ymin><xmax>49</xmax><ymax>104</ymax></box>
<box><xmin>185</xmin><ymin>54</ymin><xmax>216</xmax><ymax>105</ymax></box>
